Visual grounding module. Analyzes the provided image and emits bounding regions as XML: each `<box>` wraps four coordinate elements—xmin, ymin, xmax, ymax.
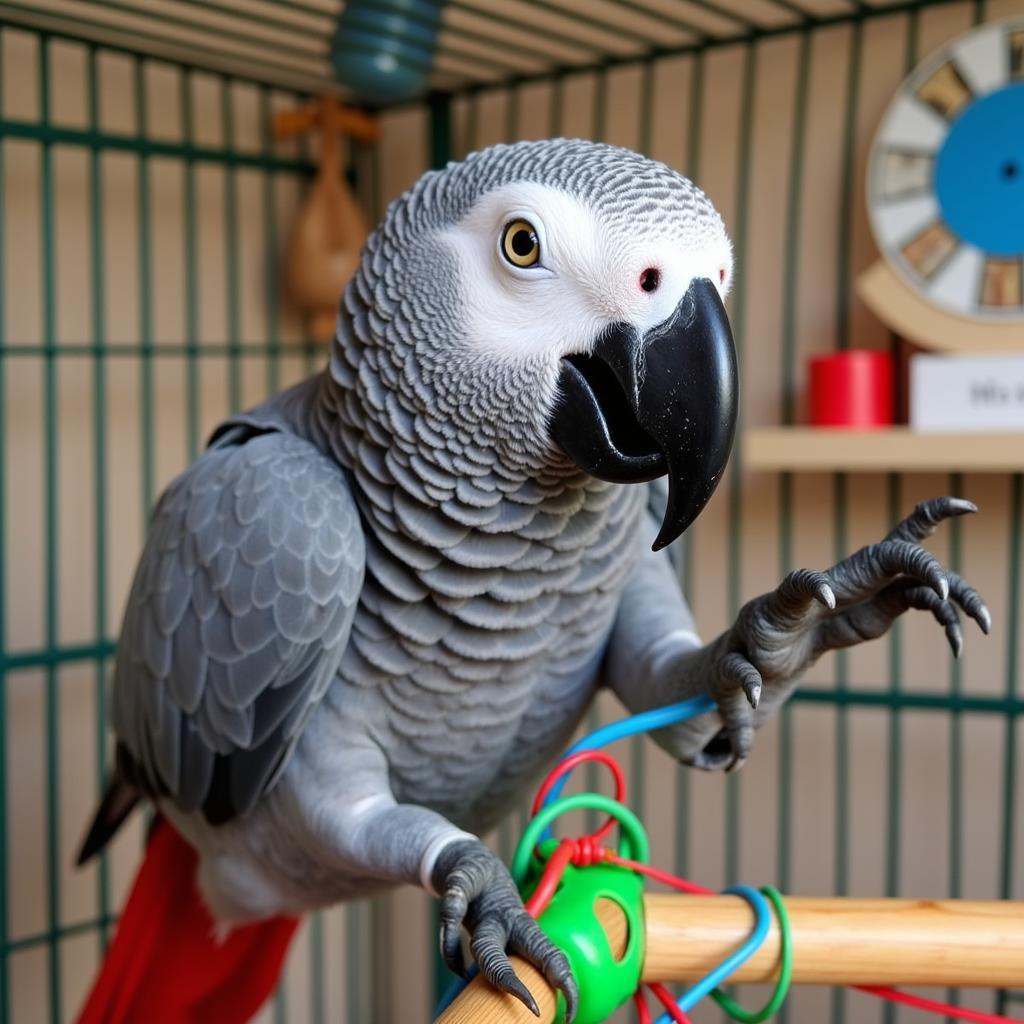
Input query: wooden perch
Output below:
<box><xmin>435</xmin><ymin>895</ymin><xmax>1024</xmax><ymax>1023</ymax></box>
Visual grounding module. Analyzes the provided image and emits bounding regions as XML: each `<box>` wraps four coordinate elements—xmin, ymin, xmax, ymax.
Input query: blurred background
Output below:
<box><xmin>0</xmin><ymin>0</ymin><xmax>1022</xmax><ymax>1021</ymax></box>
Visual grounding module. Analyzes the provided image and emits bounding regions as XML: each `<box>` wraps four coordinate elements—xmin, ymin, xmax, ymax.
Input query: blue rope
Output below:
<box><xmin>540</xmin><ymin>695</ymin><xmax>716</xmax><ymax>825</ymax></box>
<box><xmin>653</xmin><ymin>884</ymin><xmax>772</xmax><ymax>1022</ymax></box>
<box><xmin>548</xmin><ymin>697</ymin><xmax>774</xmax><ymax>1024</ymax></box>
<box><xmin>435</xmin><ymin>965</ymin><xmax>476</xmax><ymax>1015</ymax></box>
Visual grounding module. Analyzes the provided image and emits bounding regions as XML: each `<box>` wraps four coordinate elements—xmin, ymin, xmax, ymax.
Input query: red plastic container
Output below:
<box><xmin>809</xmin><ymin>350</ymin><xmax>894</xmax><ymax>429</ymax></box>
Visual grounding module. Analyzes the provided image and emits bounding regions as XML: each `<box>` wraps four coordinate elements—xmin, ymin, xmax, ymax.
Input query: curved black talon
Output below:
<box><xmin>433</xmin><ymin>838</ymin><xmax>579</xmax><ymax>1021</ymax></box>
<box><xmin>886</xmin><ymin>497</ymin><xmax>977</xmax><ymax>544</ymax></box>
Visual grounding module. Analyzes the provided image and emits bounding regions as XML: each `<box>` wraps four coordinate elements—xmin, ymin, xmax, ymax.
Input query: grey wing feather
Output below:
<box><xmin>112</xmin><ymin>429</ymin><xmax>365</xmax><ymax>824</ymax></box>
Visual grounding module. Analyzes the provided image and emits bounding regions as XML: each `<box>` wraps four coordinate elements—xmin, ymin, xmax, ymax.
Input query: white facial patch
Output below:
<box><xmin>441</xmin><ymin>181</ymin><xmax>734</xmax><ymax>365</ymax></box>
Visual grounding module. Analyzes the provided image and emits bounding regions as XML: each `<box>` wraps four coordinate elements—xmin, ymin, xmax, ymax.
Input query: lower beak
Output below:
<box><xmin>549</xmin><ymin>277</ymin><xmax>738</xmax><ymax>550</ymax></box>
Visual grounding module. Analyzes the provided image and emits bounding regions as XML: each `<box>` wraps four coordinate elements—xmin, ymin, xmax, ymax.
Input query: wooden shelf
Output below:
<box><xmin>743</xmin><ymin>427</ymin><xmax>1024</xmax><ymax>472</ymax></box>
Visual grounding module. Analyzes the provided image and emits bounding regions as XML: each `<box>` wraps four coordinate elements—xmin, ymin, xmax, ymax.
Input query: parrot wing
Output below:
<box><xmin>111</xmin><ymin>426</ymin><xmax>365</xmax><ymax>826</ymax></box>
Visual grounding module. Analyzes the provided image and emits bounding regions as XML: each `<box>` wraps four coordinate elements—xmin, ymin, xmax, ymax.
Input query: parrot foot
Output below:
<box><xmin>682</xmin><ymin>496</ymin><xmax>990</xmax><ymax>773</ymax></box>
<box><xmin>432</xmin><ymin>838</ymin><xmax>579</xmax><ymax>1022</ymax></box>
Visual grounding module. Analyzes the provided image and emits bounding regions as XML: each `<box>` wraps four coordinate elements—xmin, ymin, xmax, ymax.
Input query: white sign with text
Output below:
<box><xmin>911</xmin><ymin>354</ymin><xmax>1024</xmax><ymax>432</ymax></box>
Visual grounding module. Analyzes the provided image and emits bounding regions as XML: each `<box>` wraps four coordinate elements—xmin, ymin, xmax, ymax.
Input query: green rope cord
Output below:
<box><xmin>509</xmin><ymin>794</ymin><xmax>650</xmax><ymax>886</ymax></box>
<box><xmin>711</xmin><ymin>886</ymin><xmax>793</xmax><ymax>1024</ymax></box>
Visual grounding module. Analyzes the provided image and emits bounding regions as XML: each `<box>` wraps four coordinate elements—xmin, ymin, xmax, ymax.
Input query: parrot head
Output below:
<box><xmin>345</xmin><ymin>138</ymin><xmax>738</xmax><ymax>550</ymax></box>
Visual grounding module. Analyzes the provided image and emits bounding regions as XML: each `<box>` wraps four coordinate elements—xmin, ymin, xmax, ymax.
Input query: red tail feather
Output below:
<box><xmin>77</xmin><ymin>820</ymin><xmax>300</xmax><ymax>1024</ymax></box>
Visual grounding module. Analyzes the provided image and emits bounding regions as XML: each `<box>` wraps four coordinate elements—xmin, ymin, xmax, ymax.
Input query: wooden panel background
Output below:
<box><xmin>2</xmin><ymin>1</ymin><xmax>1023</xmax><ymax>1020</ymax></box>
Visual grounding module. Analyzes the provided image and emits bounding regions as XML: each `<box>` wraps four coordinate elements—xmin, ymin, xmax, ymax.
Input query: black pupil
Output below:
<box><xmin>1003</xmin><ymin>162</ymin><xmax>1019</xmax><ymax>180</ymax></box>
<box><xmin>641</xmin><ymin>268</ymin><xmax>660</xmax><ymax>292</ymax></box>
<box><xmin>511</xmin><ymin>229</ymin><xmax>535</xmax><ymax>257</ymax></box>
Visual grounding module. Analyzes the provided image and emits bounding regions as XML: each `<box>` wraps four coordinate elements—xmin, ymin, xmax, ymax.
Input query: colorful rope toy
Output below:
<box><xmin>437</xmin><ymin>695</ymin><xmax>1024</xmax><ymax>1024</ymax></box>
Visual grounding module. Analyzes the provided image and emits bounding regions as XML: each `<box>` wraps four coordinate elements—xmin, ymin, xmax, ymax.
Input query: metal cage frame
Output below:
<box><xmin>0</xmin><ymin>1</ymin><xmax>1021</xmax><ymax>1021</ymax></box>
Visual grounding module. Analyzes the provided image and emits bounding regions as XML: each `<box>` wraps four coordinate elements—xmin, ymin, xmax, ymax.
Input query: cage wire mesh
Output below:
<box><xmin>0</xmin><ymin>0</ymin><xmax>1022</xmax><ymax>1021</ymax></box>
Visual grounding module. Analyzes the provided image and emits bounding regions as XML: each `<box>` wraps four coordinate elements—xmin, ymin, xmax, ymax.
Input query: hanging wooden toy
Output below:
<box><xmin>275</xmin><ymin>98</ymin><xmax>377</xmax><ymax>343</ymax></box>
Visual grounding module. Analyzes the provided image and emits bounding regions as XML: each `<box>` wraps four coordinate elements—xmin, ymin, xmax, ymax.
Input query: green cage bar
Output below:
<box><xmin>0</xmin><ymin>23</ymin><xmax>8</xmax><ymax>1023</ymax></box>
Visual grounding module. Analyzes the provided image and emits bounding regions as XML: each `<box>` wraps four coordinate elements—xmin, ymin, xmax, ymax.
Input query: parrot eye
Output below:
<box><xmin>501</xmin><ymin>219</ymin><xmax>541</xmax><ymax>268</ymax></box>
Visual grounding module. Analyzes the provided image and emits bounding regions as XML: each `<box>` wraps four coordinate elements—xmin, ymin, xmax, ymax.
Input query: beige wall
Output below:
<box><xmin>4</xmin><ymin>1</ymin><xmax>1024</xmax><ymax>1020</ymax></box>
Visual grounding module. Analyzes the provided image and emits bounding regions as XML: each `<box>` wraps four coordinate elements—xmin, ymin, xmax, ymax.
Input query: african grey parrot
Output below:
<box><xmin>77</xmin><ymin>139</ymin><xmax>989</xmax><ymax>1020</ymax></box>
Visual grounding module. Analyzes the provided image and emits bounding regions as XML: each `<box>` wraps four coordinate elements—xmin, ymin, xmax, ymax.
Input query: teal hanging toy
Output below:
<box><xmin>331</xmin><ymin>0</ymin><xmax>447</xmax><ymax>105</ymax></box>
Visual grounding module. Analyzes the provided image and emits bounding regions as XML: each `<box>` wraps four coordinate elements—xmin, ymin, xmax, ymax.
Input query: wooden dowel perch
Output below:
<box><xmin>644</xmin><ymin>895</ymin><xmax>1024</xmax><ymax>987</ymax></box>
<box><xmin>435</xmin><ymin>895</ymin><xmax>1024</xmax><ymax>1024</ymax></box>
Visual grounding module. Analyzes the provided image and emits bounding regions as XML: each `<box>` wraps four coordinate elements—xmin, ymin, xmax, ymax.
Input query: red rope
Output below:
<box><xmin>648</xmin><ymin>982</ymin><xmax>694</xmax><ymax>1024</ymax></box>
<box><xmin>523</xmin><ymin>840</ymin><xmax>577</xmax><ymax>918</ymax></box>
<box><xmin>602</xmin><ymin>853</ymin><xmax>711</xmax><ymax>895</ymax></box>
<box><xmin>855</xmin><ymin>988</ymin><xmax>1024</xmax><ymax>1024</ymax></box>
<box><xmin>633</xmin><ymin>988</ymin><xmax>654</xmax><ymax>1024</ymax></box>
<box><xmin>531</xmin><ymin>750</ymin><xmax>626</xmax><ymax>845</ymax></box>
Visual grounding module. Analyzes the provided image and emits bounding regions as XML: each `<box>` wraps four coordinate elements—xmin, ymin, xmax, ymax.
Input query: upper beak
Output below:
<box><xmin>548</xmin><ymin>277</ymin><xmax>738</xmax><ymax>550</ymax></box>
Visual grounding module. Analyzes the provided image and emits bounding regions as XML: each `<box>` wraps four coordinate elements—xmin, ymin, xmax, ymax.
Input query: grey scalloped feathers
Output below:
<box><xmin>75</xmin><ymin>141</ymin><xmax>989</xmax><ymax>1023</ymax></box>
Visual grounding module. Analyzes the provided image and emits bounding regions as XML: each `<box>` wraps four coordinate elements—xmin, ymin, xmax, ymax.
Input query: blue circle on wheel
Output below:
<box><xmin>934</xmin><ymin>83</ymin><xmax>1024</xmax><ymax>257</ymax></box>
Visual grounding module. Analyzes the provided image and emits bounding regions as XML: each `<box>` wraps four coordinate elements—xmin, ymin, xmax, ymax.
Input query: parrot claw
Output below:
<box><xmin>683</xmin><ymin>649</ymin><xmax>761</xmax><ymax>772</ymax></box>
<box><xmin>772</xmin><ymin>568</ymin><xmax>836</xmax><ymax>619</ymax></box>
<box><xmin>433</xmin><ymin>838</ymin><xmax>579</xmax><ymax>1022</ymax></box>
<box><xmin>947</xmin><ymin>570</ymin><xmax>991</xmax><ymax>635</ymax></box>
<box><xmin>885</xmin><ymin>496</ymin><xmax>977</xmax><ymax>543</ymax></box>
<box><xmin>697</xmin><ymin>651</ymin><xmax>761</xmax><ymax>770</ymax></box>
<box><xmin>491</xmin><ymin>965</ymin><xmax>539</xmax><ymax>1017</ymax></box>
<box><xmin>673</xmin><ymin>497</ymin><xmax>990</xmax><ymax>773</ymax></box>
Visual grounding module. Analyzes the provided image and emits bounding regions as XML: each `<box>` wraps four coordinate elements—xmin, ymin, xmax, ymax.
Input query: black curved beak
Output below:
<box><xmin>549</xmin><ymin>278</ymin><xmax>738</xmax><ymax>551</ymax></box>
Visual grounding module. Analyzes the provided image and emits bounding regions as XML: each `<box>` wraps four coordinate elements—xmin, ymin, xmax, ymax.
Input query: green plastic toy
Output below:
<box><xmin>511</xmin><ymin>795</ymin><xmax>649</xmax><ymax>1024</ymax></box>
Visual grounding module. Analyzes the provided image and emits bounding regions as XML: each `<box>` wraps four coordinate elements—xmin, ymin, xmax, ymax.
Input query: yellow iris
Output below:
<box><xmin>501</xmin><ymin>220</ymin><xmax>540</xmax><ymax>267</ymax></box>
